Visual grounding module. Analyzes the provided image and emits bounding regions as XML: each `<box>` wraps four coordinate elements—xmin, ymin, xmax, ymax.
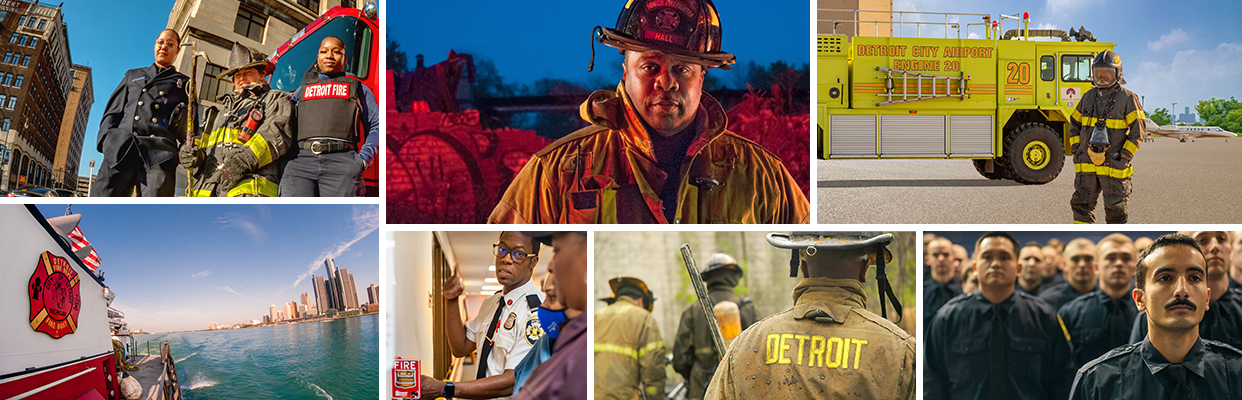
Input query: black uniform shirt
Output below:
<box><xmin>1016</xmin><ymin>279</ymin><xmax>1051</xmax><ymax>296</ymax></box>
<box><xmin>923</xmin><ymin>276</ymin><xmax>962</xmax><ymax>330</ymax></box>
<box><xmin>1038</xmin><ymin>281</ymin><xmax>1097</xmax><ymax>312</ymax></box>
<box><xmin>1130</xmin><ymin>287</ymin><xmax>1242</xmax><ymax>350</ymax></box>
<box><xmin>1058</xmin><ymin>289</ymin><xmax>1139</xmax><ymax>368</ymax></box>
<box><xmin>1069</xmin><ymin>338</ymin><xmax>1242</xmax><ymax>400</ymax></box>
<box><xmin>1044</xmin><ymin>273</ymin><xmax>1066</xmax><ymax>287</ymax></box>
<box><xmin>925</xmin><ymin>291</ymin><xmax>1075</xmax><ymax>400</ymax></box>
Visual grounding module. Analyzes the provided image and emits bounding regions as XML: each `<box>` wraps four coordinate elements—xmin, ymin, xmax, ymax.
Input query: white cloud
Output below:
<box><xmin>1148</xmin><ymin>28</ymin><xmax>1190</xmax><ymax>51</ymax></box>
<box><xmin>217</xmin><ymin>286</ymin><xmax>244</xmax><ymax>297</ymax></box>
<box><xmin>1037</xmin><ymin>23</ymin><xmax>1058</xmax><ymax>30</ymax></box>
<box><xmin>1128</xmin><ymin>42</ymin><xmax>1242</xmax><ymax>115</ymax></box>
<box><xmin>191</xmin><ymin>270</ymin><xmax>211</xmax><ymax>279</ymax></box>
<box><xmin>214</xmin><ymin>212</ymin><xmax>266</xmax><ymax>244</ymax></box>
<box><xmin>968</xmin><ymin>32</ymin><xmax>980</xmax><ymax>39</ymax></box>
<box><xmin>289</xmin><ymin>205</ymin><xmax>379</xmax><ymax>290</ymax></box>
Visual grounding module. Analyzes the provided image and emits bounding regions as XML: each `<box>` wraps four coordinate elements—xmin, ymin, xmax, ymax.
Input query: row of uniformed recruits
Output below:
<box><xmin>925</xmin><ymin>231</ymin><xmax>1242</xmax><ymax>399</ymax></box>
<box><xmin>92</xmin><ymin>30</ymin><xmax>377</xmax><ymax>197</ymax></box>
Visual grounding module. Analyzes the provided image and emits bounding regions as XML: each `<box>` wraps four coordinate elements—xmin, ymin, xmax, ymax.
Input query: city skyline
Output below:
<box><xmin>32</xmin><ymin>204</ymin><xmax>379</xmax><ymax>332</ymax></box>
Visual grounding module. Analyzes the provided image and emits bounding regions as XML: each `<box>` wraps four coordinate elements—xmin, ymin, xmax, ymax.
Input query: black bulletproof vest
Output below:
<box><xmin>296</xmin><ymin>67</ymin><xmax>361</xmax><ymax>142</ymax></box>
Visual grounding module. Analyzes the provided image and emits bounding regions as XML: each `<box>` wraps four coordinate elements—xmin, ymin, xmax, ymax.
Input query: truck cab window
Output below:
<box><xmin>1061</xmin><ymin>55</ymin><xmax>1092</xmax><ymax>82</ymax></box>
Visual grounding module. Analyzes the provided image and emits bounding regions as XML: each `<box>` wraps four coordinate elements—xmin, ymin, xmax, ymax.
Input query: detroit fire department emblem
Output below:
<box><xmin>524</xmin><ymin>317</ymin><xmax>544</xmax><ymax>345</ymax></box>
<box><xmin>654</xmin><ymin>9</ymin><xmax>680</xmax><ymax>31</ymax></box>
<box><xmin>28</xmin><ymin>251</ymin><xmax>81</xmax><ymax>339</ymax></box>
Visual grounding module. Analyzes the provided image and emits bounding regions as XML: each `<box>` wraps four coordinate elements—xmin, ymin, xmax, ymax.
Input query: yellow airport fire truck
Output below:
<box><xmin>817</xmin><ymin>10</ymin><xmax>1114</xmax><ymax>183</ymax></box>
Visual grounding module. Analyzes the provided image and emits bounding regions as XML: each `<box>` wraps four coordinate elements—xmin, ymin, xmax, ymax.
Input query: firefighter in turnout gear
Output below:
<box><xmin>280</xmin><ymin>36</ymin><xmax>380</xmax><ymax>197</ymax></box>
<box><xmin>179</xmin><ymin>43</ymin><xmax>292</xmax><ymax>196</ymax></box>
<box><xmin>487</xmin><ymin>0</ymin><xmax>809</xmax><ymax>224</ymax></box>
<box><xmin>672</xmin><ymin>253</ymin><xmax>759</xmax><ymax>400</ymax></box>
<box><xmin>92</xmin><ymin>30</ymin><xmax>190</xmax><ymax>197</ymax></box>
<box><xmin>595</xmin><ymin>276</ymin><xmax>666</xmax><ymax>400</ymax></box>
<box><xmin>704</xmin><ymin>233</ymin><xmax>915</xmax><ymax>400</ymax></box>
<box><xmin>1070</xmin><ymin>49</ymin><xmax>1145</xmax><ymax>224</ymax></box>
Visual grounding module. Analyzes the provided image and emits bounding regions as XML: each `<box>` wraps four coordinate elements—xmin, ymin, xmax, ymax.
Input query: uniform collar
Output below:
<box><xmin>789</xmin><ymin>278</ymin><xmax>867</xmax><ymax>324</ymax></box>
<box><xmin>578</xmin><ymin>83</ymin><xmax>728</xmax><ymax>162</ymax></box>
<box><xmin>612</xmin><ymin>296</ymin><xmax>642</xmax><ymax>309</ymax></box>
<box><xmin>499</xmin><ymin>279</ymin><xmax>540</xmax><ymax>308</ymax></box>
<box><xmin>1140</xmin><ymin>337</ymin><xmax>1207</xmax><ymax>379</ymax></box>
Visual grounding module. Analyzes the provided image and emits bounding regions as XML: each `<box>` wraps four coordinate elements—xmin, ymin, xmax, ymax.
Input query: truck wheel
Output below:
<box><xmin>972</xmin><ymin>159</ymin><xmax>1010</xmax><ymax>180</ymax></box>
<box><xmin>1004</xmin><ymin>122</ymin><xmax>1064</xmax><ymax>184</ymax></box>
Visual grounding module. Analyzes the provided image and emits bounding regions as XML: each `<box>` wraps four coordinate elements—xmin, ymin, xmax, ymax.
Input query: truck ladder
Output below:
<box><xmin>874</xmin><ymin>67</ymin><xmax>971</xmax><ymax>106</ymax></box>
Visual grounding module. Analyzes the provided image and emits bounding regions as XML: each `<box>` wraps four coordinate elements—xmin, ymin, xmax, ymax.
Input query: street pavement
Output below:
<box><xmin>816</xmin><ymin>137</ymin><xmax>1242</xmax><ymax>224</ymax></box>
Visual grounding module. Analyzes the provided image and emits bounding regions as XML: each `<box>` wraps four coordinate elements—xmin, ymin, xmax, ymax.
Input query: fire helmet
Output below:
<box><xmin>590</xmin><ymin>0</ymin><xmax>736</xmax><ymax>71</ymax></box>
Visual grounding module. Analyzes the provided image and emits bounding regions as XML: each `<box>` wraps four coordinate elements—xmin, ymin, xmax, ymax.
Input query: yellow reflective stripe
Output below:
<box><xmin>1073</xmin><ymin>221</ymin><xmax>1092</xmax><ymax>224</ymax></box>
<box><xmin>645</xmin><ymin>386</ymin><xmax>660</xmax><ymax>397</ymax></box>
<box><xmin>1069</xmin><ymin>136</ymin><xmax>1080</xmax><ymax>145</ymax></box>
<box><xmin>191</xmin><ymin>189</ymin><xmax>212</xmax><ymax>197</ymax></box>
<box><xmin>595</xmin><ymin>343</ymin><xmax>638</xmax><ymax>359</ymax></box>
<box><xmin>200</xmin><ymin>127</ymin><xmax>243</xmax><ymax>147</ymax></box>
<box><xmin>1075</xmin><ymin>163</ymin><xmax>1133</xmax><ymax>178</ymax></box>
<box><xmin>1075</xmin><ymin>114</ymin><xmax>1129</xmax><ymax>129</ymax></box>
<box><xmin>637</xmin><ymin>340</ymin><xmax>665</xmax><ymax>358</ymax></box>
<box><xmin>1125</xmin><ymin>109</ymin><xmax>1146</xmax><ymax>125</ymax></box>
<box><xmin>1123</xmin><ymin>140</ymin><xmax>1139</xmax><ymax>155</ymax></box>
<box><xmin>1058</xmin><ymin>314</ymin><xmax>1071</xmax><ymax>342</ymax></box>
<box><xmin>226</xmin><ymin>176</ymin><xmax>279</xmax><ymax>197</ymax></box>
<box><xmin>1071</xmin><ymin>109</ymin><xmax>1084</xmax><ymax>124</ymax></box>
<box><xmin>244</xmin><ymin>132</ymin><xmax>273</xmax><ymax>166</ymax></box>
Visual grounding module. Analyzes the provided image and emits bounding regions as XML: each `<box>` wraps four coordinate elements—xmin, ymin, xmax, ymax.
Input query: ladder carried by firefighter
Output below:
<box><xmin>874</xmin><ymin>67</ymin><xmax>971</xmax><ymax>106</ymax></box>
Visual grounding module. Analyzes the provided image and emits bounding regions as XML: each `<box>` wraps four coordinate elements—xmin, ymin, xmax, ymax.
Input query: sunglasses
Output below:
<box><xmin>493</xmin><ymin>243</ymin><xmax>533</xmax><ymax>263</ymax></box>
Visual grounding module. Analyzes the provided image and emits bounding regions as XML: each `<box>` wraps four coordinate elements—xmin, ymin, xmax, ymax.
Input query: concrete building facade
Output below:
<box><xmin>818</xmin><ymin>0</ymin><xmax>893</xmax><ymax>36</ymax></box>
<box><xmin>51</xmin><ymin>63</ymin><xmax>90</xmax><ymax>191</ymax></box>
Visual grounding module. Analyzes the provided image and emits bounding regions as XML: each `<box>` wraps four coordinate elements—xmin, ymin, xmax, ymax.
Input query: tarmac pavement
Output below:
<box><xmin>816</xmin><ymin>137</ymin><xmax>1242</xmax><ymax>224</ymax></box>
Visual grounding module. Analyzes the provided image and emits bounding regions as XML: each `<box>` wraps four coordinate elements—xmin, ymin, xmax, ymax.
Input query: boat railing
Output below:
<box><xmin>161</xmin><ymin>342</ymin><xmax>183</xmax><ymax>400</ymax></box>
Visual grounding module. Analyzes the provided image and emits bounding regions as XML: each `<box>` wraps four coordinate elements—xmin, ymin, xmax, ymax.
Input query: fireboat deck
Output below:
<box><xmin>129</xmin><ymin>355</ymin><xmax>171</xmax><ymax>400</ymax></box>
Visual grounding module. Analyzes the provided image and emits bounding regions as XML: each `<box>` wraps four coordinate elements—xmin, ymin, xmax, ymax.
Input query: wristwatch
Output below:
<box><xmin>444</xmin><ymin>381</ymin><xmax>455</xmax><ymax>399</ymax></box>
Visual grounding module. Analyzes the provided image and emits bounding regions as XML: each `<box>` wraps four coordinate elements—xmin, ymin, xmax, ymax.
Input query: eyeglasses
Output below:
<box><xmin>493</xmin><ymin>243</ymin><xmax>532</xmax><ymax>263</ymax></box>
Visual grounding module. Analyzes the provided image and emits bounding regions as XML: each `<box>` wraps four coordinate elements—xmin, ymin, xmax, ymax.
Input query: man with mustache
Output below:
<box><xmin>488</xmin><ymin>0</ymin><xmax>809</xmax><ymax>224</ymax></box>
<box><xmin>420</xmin><ymin>232</ymin><xmax>545</xmax><ymax>399</ymax></box>
<box><xmin>93</xmin><ymin>29</ymin><xmax>189</xmax><ymax>196</ymax></box>
<box><xmin>925</xmin><ymin>232</ymin><xmax>1074</xmax><ymax>400</ymax></box>
<box><xmin>1056</xmin><ymin>234</ymin><xmax>1139</xmax><ymax>368</ymax></box>
<box><xmin>1070</xmin><ymin>233</ymin><xmax>1242</xmax><ymax>399</ymax></box>
<box><xmin>1130</xmin><ymin>231</ymin><xmax>1242</xmax><ymax>350</ymax></box>
<box><xmin>1039</xmin><ymin>238</ymin><xmax>1100</xmax><ymax>311</ymax></box>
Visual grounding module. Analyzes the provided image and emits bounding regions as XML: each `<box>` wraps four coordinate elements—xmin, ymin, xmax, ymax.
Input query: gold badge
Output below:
<box><xmin>504</xmin><ymin>312</ymin><xmax>517</xmax><ymax>330</ymax></box>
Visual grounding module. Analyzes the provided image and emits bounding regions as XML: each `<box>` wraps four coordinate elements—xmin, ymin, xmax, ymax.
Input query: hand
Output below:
<box><xmin>419</xmin><ymin>375</ymin><xmax>446</xmax><ymax>398</ymax></box>
<box><xmin>216</xmin><ymin>151</ymin><xmax>258</xmax><ymax>191</ymax></box>
<box><xmin>443</xmin><ymin>271</ymin><xmax>464</xmax><ymax>301</ymax></box>
<box><xmin>179</xmin><ymin>144</ymin><xmax>201</xmax><ymax>170</ymax></box>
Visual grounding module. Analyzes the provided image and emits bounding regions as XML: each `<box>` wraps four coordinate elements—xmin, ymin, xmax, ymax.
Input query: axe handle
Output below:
<box><xmin>680</xmin><ymin>244</ymin><xmax>728</xmax><ymax>361</ymax></box>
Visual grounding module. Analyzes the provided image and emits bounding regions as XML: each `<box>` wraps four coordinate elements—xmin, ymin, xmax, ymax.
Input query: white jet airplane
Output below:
<box><xmin>1143</xmin><ymin>118</ymin><xmax>1237</xmax><ymax>142</ymax></box>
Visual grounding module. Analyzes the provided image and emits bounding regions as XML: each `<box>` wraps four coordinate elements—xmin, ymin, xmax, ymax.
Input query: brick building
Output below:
<box><xmin>52</xmin><ymin>63</ymin><xmax>90</xmax><ymax>191</ymax></box>
<box><xmin>0</xmin><ymin>1</ymin><xmax>73</xmax><ymax>192</ymax></box>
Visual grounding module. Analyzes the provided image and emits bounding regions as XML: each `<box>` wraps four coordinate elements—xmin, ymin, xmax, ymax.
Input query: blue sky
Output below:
<box><xmin>897</xmin><ymin>0</ymin><xmax>1242</xmax><ymax>118</ymax></box>
<box><xmin>52</xmin><ymin>0</ymin><xmax>176</xmax><ymax>180</ymax></box>
<box><xmin>34</xmin><ymin>204</ymin><xmax>379</xmax><ymax>333</ymax></box>
<box><xmin>387</xmin><ymin>0</ymin><xmax>810</xmax><ymax>91</ymax></box>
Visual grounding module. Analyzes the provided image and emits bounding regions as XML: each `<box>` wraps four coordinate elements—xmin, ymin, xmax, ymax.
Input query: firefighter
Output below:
<box><xmin>924</xmin><ymin>237</ymin><xmax>962</xmax><ymax>329</ymax></box>
<box><xmin>92</xmin><ymin>29</ymin><xmax>189</xmax><ymax>197</ymax></box>
<box><xmin>1070</xmin><ymin>234</ymin><xmax>1242</xmax><ymax>399</ymax></box>
<box><xmin>487</xmin><ymin>0</ymin><xmax>809</xmax><ymax>224</ymax></box>
<box><xmin>1069</xmin><ymin>49</ymin><xmax>1146</xmax><ymax>224</ymax></box>
<box><xmin>179</xmin><ymin>43</ymin><xmax>292</xmax><ymax>197</ymax></box>
<box><xmin>705</xmin><ymin>232</ymin><xmax>915</xmax><ymax>400</ymax></box>
<box><xmin>672</xmin><ymin>253</ymin><xmax>760</xmax><ymax>400</ymax></box>
<box><xmin>1056</xmin><ymin>233</ymin><xmax>1138</xmax><ymax>368</ymax></box>
<box><xmin>925</xmin><ymin>232</ymin><xmax>1074</xmax><ymax>400</ymax></box>
<box><xmin>1130</xmin><ymin>231</ymin><xmax>1242</xmax><ymax>350</ymax></box>
<box><xmin>595</xmin><ymin>276</ymin><xmax>666</xmax><ymax>400</ymax></box>
<box><xmin>420</xmin><ymin>231</ymin><xmax>545</xmax><ymax>399</ymax></box>
<box><xmin>280</xmin><ymin>36</ymin><xmax>379</xmax><ymax>197</ymax></box>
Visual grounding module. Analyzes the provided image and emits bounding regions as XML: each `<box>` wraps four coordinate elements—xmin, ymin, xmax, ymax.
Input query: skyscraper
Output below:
<box><xmin>301</xmin><ymin>291</ymin><xmax>310</xmax><ymax>308</ymax></box>
<box><xmin>270</xmin><ymin>305</ymin><xmax>278</xmax><ymax>322</ymax></box>
<box><xmin>313</xmin><ymin>275</ymin><xmax>330</xmax><ymax>314</ymax></box>
<box><xmin>341</xmin><ymin>267</ymin><xmax>359</xmax><ymax>310</ymax></box>
<box><xmin>367</xmin><ymin>284</ymin><xmax>378</xmax><ymax>305</ymax></box>
<box><xmin>324</xmin><ymin>258</ymin><xmax>347</xmax><ymax>311</ymax></box>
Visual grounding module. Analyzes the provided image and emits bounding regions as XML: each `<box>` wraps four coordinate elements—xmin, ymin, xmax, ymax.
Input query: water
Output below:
<box><xmin>137</xmin><ymin>314</ymin><xmax>377</xmax><ymax>400</ymax></box>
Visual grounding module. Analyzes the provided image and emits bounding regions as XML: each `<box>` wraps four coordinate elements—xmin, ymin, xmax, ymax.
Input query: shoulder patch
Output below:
<box><xmin>524</xmin><ymin>317</ymin><xmax>544</xmax><ymax>345</ymax></box>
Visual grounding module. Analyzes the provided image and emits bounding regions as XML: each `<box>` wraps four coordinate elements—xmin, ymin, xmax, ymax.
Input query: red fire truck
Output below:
<box><xmin>268</xmin><ymin>2</ymin><xmax>380</xmax><ymax>196</ymax></box>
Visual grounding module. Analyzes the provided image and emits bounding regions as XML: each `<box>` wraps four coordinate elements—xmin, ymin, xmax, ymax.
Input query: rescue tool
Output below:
<box><xmin>679</xmin><ymin>244</ymin><xmax>728</xmax><ymax>360</ymax></box>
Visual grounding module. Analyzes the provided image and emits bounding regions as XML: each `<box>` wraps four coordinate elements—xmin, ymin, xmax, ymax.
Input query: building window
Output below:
<box><xmin>3</xmin><ymin>52</ymin><xmax>10</xmax><ymax>64</ymax></box>
<box><xmin>0</xmin><ymin>12</ymin><xmax>8</xmax><ymax>21</ymax></box>
<box><xmin>3</xmin><ymin>73</ymin><xmax>11</xmax><ymax>86</ymax></box>
<box><xmin>18</xmin><ymin>35</ymin><xmax>27</xmax><ymax>46</ymax></box>
<box><xmin>15</xmin><ymin>75</ymin><xmax>23</xmax><ymax>87</ymax></box>
<box><xmin>2</xmin><ymin>118</ymin><xmax>9</xmax><ymax>131</ymax></box>
<box><xmin>21</xmin><ymin>55</ymin><xmax>30</xmax><ymax>67</ymax></box>
<box><xmin>9</xmin><ymin>33</ymin><xmax>17</xmax><ymax>44</ymax></box>
<box><xmin>17</xmin><ymin>15</ymin><xmax>24</xmax><ymax>26</ymax></box>
<box><xmin>29</xmin><ymin>37</ymin><xmax>36</xmax><ymax>47</ymax></box>
<box><xmin>6</xmin><ymin>97</ymin><xmax>14</xmax><ymax>109</ymax></box>
<box><xmin>36</xmin><ymin>19</ymin><xmax>45</xmax><ymax>30</ymax></box>
<box><xmin>26</xmin><ymin>17</ymin><xmax>35</xmax><ymax>28</ymax></box>
<box><xmin>296</xmin><ymin>0</ymin><xmax>321</xmax><ymax>12</ymax></box>
<box><xmin>0</xmin><ymin>95</ymin><xmax>7</xmax><ymax>107</ymax></box>
<box><xmin>201</xmin><ymin>63</ymin><xmax>233</xmax><ymax>102</ymax></box>
<box><xmin>234</xmin><ymin>7</ymin><xmax>266</xmax><ymax>42</ymax></box>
